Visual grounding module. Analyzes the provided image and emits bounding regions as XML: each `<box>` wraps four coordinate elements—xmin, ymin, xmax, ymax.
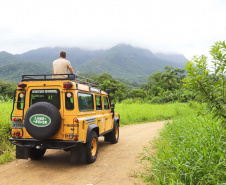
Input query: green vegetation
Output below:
<box><xmin>81</xmin><ymin>66</ymin><xmax>191</xmax><ymax>104</ymax></box>
<box><xmin>77</xmin><ymin>44</ymin><xmax>186</xmax><ymax>83</ymax></box>
<box><xmin>184</xmin><ymin>41</ymin><xmax>226</xmax><ymax>125</ymax></box>
<box><xmin>135</xmin><ymin>41</ymin><xmax>226</xmax><ymax>184</ymax></box>
<box><xmin>90</xmin><ymin>72</ymin><xmax>127</xmax><ymax>103</ymax></box>
<box><xmin>0</xmin><ymin>80</ymin><xmax>16</xmax><ymax>98</ymax></box>
<box><xmin>115</xmin><ymin>102</ymin><xmax>202</xmax><ymax>126</ymax></box>
<box><xmin>0</xmin><ymin>101</ymin><xmax>15</xmax><ymax>164</ymax></box>
<box><xmin>142</xmin><ymin>65</ymin><xmax>193</xmax><ymax>103</ymax></box>
<box><xmin>0</xmin><ymin>62</ymin><xmax>50</xmax><ymax>82</ymax></box>
<box><xmin>136</xmin><ymin>111</ymin><xmax>226</xmax><ymax>184</ymax></box>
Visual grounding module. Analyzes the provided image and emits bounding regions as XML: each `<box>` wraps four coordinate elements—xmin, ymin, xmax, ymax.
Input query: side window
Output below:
<box><xmin>95</xmin><ymin>95</ymin><xmax>102</xmax><ymax>110</ymax></box>
<box><xmin>65</xmin><ymin>92</ymin><xmax>74</xmax><ymax>110</ymax></box>
<box><xmin>103</xmin><ymin>96</ymin><xmax>110</xmax><ymax>110</ymax></box>
<box><xmin>17</xmin><ymin>92</ymin><xmax>25</xmax><ymax>110</ymax></box>
<box><xmin>78</xmin><ymin>92</ymin><xmax>94</xmax><ymax>111</ymax></box>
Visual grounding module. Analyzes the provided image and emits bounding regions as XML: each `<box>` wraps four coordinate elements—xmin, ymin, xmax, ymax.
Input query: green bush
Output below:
<box><xmin>150</xmin><ymin>96</ymin><xmax>163</xmax><ymax>104</ymax></box>
<box><xmin>121</xmin><ymin>98</ymin><xmax>135</xmax><ymax>104</ymax></box>
<box><xmin>0</xmin><ymin>81</ymin><xmax>16</xmax><ymax>98</ymax></box>
<box><xmin>184</xmin><ymin>41</ymin><xmax>226</xmax><ymax>125</ymax></box>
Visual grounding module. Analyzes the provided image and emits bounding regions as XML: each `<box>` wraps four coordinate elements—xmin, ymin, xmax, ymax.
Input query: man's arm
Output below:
<box><xmin>69</xmin><ymin>67</ymin><xmax>74</xmax><ymax>74</ymax></box>
<box><xmin>52</xmin><ymin>66</ymin><xmax>54</xmax><ymax>74</ymax></box>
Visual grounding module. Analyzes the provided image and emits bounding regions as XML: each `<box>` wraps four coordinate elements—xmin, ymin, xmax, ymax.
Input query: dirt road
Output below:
<box><xmin>0</xmin><ymin>121</ymin><xmax>167</xmax><ymax>185</ymax></box>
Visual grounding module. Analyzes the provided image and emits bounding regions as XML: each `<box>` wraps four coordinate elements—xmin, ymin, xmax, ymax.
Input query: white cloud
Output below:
<box><xmin>0</xmin><ymin>0</ymin><xmax>225</xmax><ymax>60</ymax></box>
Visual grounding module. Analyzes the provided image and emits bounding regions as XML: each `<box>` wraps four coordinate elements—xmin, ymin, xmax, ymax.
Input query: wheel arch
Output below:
<box><xmin>113</xmin><ymin>117</ymin><xmax>120</xmax><ymax>130</ymax></box>
<box><xmin>86</xmin><ymin>123</ymin><xmax>99</xmax><ymax>143</ymax></box>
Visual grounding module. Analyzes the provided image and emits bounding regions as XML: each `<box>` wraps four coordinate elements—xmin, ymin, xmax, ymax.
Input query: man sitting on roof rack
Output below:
<box><xmin>52</xmin><ymin>51</ymin><xmax>74</xmax><ymax>78</ymax></box>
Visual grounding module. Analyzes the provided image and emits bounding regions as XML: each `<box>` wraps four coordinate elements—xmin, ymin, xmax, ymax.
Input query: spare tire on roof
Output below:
<box><xmin>24</xmin><ymin>102</ymin><xmax>61</xmax><ymax>140</ymax></box>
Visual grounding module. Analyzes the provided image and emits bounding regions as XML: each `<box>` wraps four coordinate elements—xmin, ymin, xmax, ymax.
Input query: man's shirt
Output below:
<box><xmin>52</xmin><ymin>58</ymin><xmax>72</xmax><ymax>78</ymax></box>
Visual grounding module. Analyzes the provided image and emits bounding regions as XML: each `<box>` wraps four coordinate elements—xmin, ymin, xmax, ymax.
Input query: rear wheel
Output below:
<box><xmin>86</xmin><ymin>131</ymin><xmax>98</xmax><ymax>164</ymax></box>
<box><xmin>28</xmin><ymin>148</ymin><xmax>46</xmax><ymax>160</ymax></box>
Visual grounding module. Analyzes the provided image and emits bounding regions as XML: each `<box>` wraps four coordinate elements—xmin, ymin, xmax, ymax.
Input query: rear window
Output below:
<box><xmin>30</xmin><ymin>89</ymin><xmax>60</xmax><ymax>109</ymax></box>
<box><xmin>78</xmin><ymin>92</ymin><xmax>94</xmax><ymax>111</ymax></box>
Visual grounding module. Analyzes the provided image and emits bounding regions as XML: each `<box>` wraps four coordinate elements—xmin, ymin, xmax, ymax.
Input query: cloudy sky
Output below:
<box><xmin>0</xmin><ymin>0</ymin><xmax>225</xmax><ymax>59</ymax></box>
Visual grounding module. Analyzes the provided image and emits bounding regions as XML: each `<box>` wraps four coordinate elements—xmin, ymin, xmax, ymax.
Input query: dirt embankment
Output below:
<box><xmin>0</xmin><ymin>121</ymin><xmax>166</xmax><ymax>185</ymax></box>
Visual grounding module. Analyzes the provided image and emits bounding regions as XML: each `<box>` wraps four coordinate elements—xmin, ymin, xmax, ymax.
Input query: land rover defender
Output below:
<box><xmin>10</xmin><ymin>74</ymin><xmax>120</xmax><ymax>164</ymax></box>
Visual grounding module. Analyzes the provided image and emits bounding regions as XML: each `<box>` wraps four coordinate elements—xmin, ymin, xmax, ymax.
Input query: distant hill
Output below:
<box><xmin>77</xmin><ymin>45</ymin><xmax>187</xmax><ymax>82</ymax></box>
<box><xmin>0</xmin><ymin>44</ymin><xmax>188</xmax><ymax>83</ymax></box>
<box><xmin>16</xmin><ymin>47</ymin><xmax>105</xmax><ymax>66</ymax></box>
<box><xmin>0</xmin><ymin>62</ymin><xmax>50</xmax><ymax>82</ymax></box>
<box><xmin>155</xmin><ymin>52</ymin><xmax>188</xmax><ymax>65</ymax></box>
<box><xmin>0</xmin><ymin>51</ymin><xmax>23</xmax><ymax>67</ymax></box>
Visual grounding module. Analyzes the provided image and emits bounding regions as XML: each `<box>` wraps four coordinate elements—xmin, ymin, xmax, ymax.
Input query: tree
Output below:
<box><xmin>144</xmin><ymin>66</ymin><xmax>186</xmax><ymax>100</ymax></box>
<box><xmin>0</xmin><ymin>80</ymin><xmax>16</xmax><ymax>98</ymax></box>
<box><xmin>183</xmin><ymin>40</ymin><xmax>226</xmax><ymax>123</ymax></box>
<box><xmin>94</xmin><ymin>72</ymin><xmax>127</xmax><ymax>103</ymax></box>
<box><xmin>130</xmin><ymin>89</ymin><xmax>146</xmax><ymax>99</ymax></box>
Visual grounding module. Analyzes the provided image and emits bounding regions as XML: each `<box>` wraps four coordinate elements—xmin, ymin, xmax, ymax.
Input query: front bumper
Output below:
<box><xmin>10</xmin><ymin>138</ymin><xmax>84</xmax><ymax>150</ymax></box>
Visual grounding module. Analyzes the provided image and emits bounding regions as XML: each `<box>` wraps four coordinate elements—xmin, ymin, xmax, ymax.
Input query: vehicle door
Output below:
<box><xmin>95</xmin><ymin>95</ymin><xmax>105</xmax><ymax>133</ymax></box>
<box><xmin>103</xmin><ymin>96</ymin><xmax>112</xmax><ymax>131</ymax></box>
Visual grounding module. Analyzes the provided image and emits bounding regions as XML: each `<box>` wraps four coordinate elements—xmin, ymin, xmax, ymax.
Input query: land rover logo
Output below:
<box><xmin>29</xmin><ymin>114</ymin><xmax>51</xmax><ymax>127</ymax></box>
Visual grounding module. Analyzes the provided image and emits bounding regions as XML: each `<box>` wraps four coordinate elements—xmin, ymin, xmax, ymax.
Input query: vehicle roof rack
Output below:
<box><xmin>74</xmin><ymin>74</ymin><xmax>99</xmax><ymax>87</ymax></box>
<box><xmin>21</xmin><ymin>74</ymin><xmax>99</xmax><ymax>87</ymax></box>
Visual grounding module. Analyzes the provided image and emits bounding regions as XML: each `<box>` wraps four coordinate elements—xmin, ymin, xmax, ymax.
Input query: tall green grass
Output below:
<box><xmin>115</xmin><ymin>102</ymin><xmax>203</xmax><ymax>125</ymax></box>
<box><xmin>0</xmin><ymin>101</ymin><xmax>15</xmax><ymax>164</ymax></box>
<box><xmin>137</xmin><ymin>112</ymin><xmax>226</xmax><ymax>184</ymax></box>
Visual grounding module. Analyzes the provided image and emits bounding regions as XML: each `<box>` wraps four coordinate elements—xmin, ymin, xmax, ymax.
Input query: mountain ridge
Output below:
<box><xmin>0</xmin><ymin>44</ymin><xmax>188</xmax><ymax>83</ymax></box>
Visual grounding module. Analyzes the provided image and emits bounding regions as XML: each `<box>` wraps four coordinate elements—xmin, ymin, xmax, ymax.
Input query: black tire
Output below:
<box><xmin>24</xmin><ymin>102</ymin><xmax>61</xmax><ymax>140</ymax></box>
<box><xmin>86</xmin><ymin>131</ymin><xmax>98</xmax><ymax>164</ymax></box>
<box><xmin>105</xmin><ymin>123</ymin><xmax>119</xmax><ymax>144</ymax></box>
<box><xmin>28</xmin><ymin>148</ymin><xmax>46</xmax><ymax>160</ymax></box>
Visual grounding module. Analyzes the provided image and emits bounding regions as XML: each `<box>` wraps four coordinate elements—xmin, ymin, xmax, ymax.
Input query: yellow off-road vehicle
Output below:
<box><xmin>10</xmin><ymin>74</ymin><xmax>120</xmax><ymax>164</ymax></box>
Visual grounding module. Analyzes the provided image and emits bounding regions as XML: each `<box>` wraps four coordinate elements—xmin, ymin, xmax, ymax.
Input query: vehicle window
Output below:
<box><xmin>95</xmin><ymin>95</ymin><xmax>102</xmax><ymax>110</ymax></box>
<box><xmin>65</xmin><ymin>92</ymin><xmax>74</xmax><ymax>110</ymax></box>
<box><xmin>17</xmin><ymin>92</ymin><xmax>25</xmax><ymax>110</ymax></box>
<box><xmin>78</xmin><ymin>92</ymin><xmax>94</xmax><ymax>111</ymax></box>
<box><xmin>103</xmin><ymin>96</ymin><xmax>110</xmax><ymax>110</ymax></box>
<box><xmin>30</xmin><ymin>89</ymin><xmax>60</xmax><ymax>109</ymax></box>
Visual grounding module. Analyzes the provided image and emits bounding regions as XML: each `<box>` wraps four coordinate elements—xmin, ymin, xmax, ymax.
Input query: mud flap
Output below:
<box><xmin>16</xmin><ymin>145</ymin><xmax>29</xmax><ymax>159</ymax></box>
<box><xmin>70</xmin><ymin>145</ymin><xmax>86</xmax><ymax>164</ymax></box>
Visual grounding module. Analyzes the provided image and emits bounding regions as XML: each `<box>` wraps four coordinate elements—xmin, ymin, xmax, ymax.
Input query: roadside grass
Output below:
<box><xmin>136</xmin><ymin>110</ymin><xmax>226</xmax><ymax>184</ymax></box>
<box><xmin>0</xmin><ymin>101</ymin><xmax>15</xmax><ymax>164</ymax></box>
<box><xmin>115</xmin><ymin>101</ymin><xmax>203</xmax><ymax>126</ymax></box>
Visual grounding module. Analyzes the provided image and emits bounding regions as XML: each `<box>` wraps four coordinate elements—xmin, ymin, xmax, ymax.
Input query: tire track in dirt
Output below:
<box><xmin>0</xmin><ymin>121</ymin><xmax>167</xmax><ymax>185</ymax></box>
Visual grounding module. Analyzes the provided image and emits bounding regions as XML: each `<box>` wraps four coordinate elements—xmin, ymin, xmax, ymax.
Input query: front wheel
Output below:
<box><xmin>86</xmin><ymin>131</ymin><xmax>99</xmax><ymax>164</ymax></box>
<box><xmin>28</xmin><ymin>148</ymin><xmax>46</xmax><ymax>160</ymax></box>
